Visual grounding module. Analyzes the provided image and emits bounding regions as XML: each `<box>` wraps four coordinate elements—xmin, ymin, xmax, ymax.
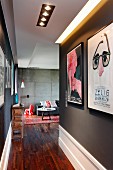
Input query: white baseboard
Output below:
<box><xmin>0</xmin><ymin>123</ymin><xmax>11</xmax><ymax>170</ymax></box>
<box><xmin>59</xmin><ymin>125</ymin><xmax>107</xmax><ymax>170</ymax></box>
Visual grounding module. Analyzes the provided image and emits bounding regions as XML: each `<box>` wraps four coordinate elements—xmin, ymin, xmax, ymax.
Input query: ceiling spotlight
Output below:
<box><xmin>39</xmin><ymin>22</ymin><xmax>45</xmax><ymax>26</ymax></box>
<box><xmin>45</xmin><ymin>5</ymin><xmax>51</xmax><ymax>11</ymax></box>
<box><xmin>41</xmin><ymin>17</ymin><xmax>47</xmax><ymax>22</ymax></box>
<box><xmin>42</xmin><ymin>11</ymin><xmax>49</xmax><ymax>16</ymax></box>
<box><xmin>36</xmin><ymin>4</ymin><xmax>55</xmax><ymax>27</ymax></box>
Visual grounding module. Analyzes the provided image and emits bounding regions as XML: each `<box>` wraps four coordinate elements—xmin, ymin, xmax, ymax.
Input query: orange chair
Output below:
<box><xmin>25</xmin><ymin>104</ymin><xmax>34</xmax><ymax>115</ymax></box>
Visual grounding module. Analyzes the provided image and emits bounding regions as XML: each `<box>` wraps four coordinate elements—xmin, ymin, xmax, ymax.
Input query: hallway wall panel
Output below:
<box><xmin>60</xmin><ymin>1</ymin><xmax>113</xmax><ymax>169</ymax></box>
<box><xmin>0</xmin><ymin>2</ymin><xmax>14</xmax><ymax>158</ymax></box>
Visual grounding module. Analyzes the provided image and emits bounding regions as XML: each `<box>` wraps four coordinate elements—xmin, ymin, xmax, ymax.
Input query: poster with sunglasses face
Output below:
<box><xmin>88</xmin><ymin>22</ymin><xmax>113</xmax><ymax>114</ymax></box>
<box><xmin>67</xmin><ymin>43</ymin><xmax>83</xmax><ymax>105</ymax></box>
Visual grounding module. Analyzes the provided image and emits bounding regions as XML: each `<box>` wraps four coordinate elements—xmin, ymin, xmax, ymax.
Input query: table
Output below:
<box><xmin>37</xmin><ymin>107</ymin><xmax>56</xmax><ymax>120</ymax></box>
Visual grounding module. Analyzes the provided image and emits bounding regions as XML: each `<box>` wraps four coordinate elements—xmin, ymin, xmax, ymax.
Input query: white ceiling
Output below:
<box><xmin>1</xmin><ymin>0</ymin><xmax>88</xmax><ymax>69</ymax></box>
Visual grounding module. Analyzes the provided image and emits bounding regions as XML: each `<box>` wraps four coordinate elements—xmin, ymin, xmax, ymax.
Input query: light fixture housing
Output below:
<box><xmin>36</xmin><ymin>4</ymin><xmax>55</xmax><ymax>27</ymax></box>
<box><xmin>55</xmin><ymin>0</ymin><xmax>102</xmax><ymax>43</ymax></box>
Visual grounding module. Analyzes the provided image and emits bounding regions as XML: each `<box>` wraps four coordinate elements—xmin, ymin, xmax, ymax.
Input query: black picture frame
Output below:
<box><xmin>5</xmin><ymin>59</ymin><xmax>11</xmax><ymax>88</ymax></box>
<box><xmin>11</xmin><ymin>61</ymin><xmax>14</xmax><ymax>95</ymax></box>
<box><xmin>67</xmin><ymin>42</ymin><xmax>84</xmax><ymax>105</ymax></box>
<box><xmin>0</xmin><ymin>46</ymin><xmax>5</xmax><ymax>106</ymax></box>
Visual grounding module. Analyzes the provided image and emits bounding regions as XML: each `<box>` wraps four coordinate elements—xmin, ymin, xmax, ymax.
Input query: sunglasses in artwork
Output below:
<box><xmin>92</xmin><ymin>33</ymin><xmax>110</xmax><ymax>70</ymax></box>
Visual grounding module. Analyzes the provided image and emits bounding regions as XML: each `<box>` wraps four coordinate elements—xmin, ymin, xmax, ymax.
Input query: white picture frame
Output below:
<box><xmin>88</xmin><ymin>22</ymin><xmax>113</xmax><ymax>114</ymax></box>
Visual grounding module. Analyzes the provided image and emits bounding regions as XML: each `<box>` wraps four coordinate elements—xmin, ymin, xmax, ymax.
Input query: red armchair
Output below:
<box><xmin>25</xmin><ymin>104</ymin><xmax>34</xmax><ymax>115</ymax></box>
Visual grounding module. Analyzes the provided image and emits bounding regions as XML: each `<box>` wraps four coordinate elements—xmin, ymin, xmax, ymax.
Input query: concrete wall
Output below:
<box><xmin>18</xmin><ymin>68</ymin><xmax>59</xmax><ymax>107</ymax></box>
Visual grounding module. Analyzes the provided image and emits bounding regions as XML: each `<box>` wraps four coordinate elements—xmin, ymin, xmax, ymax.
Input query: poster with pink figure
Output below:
<box><xmin>0</xmin><ymin>46</ymin><xmax>4</xmax><ymax>107</ymax></box>
<box><xmin>67</xmin><ymin>43</ymin><xmax>83</xmax><ymax>104</ymax></box>
<box><xmin>88</xmin><ymin>22</ymin><xmax>113</xmax><ymax>115</ymax></box>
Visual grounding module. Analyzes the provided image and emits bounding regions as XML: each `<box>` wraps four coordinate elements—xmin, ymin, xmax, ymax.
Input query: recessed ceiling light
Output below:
<box><xmin>41</xmin><ymin>17</ymin><xmax>47</xmax><ymax>22</ymax></box>
<box><xmin>39</xmin><ymin>22</ymin><xmax>45</xmax><ymax>26</ymax></box>
<box><xmin>45</xmin><ymin>5</ymin><xmax>51</xmax><ymax>11</ymax></box>
<box><xmin>55</xmin><ymin>0</ymin><xmax>102</xmax><ymax>43</ymax></box>
<box><xmin>36</xmin><ymin>4</ymin><xmax>55</xmax><ymax>27</ymax></box>
<box><xmin>42</xmin><ymin>11</ymin><xmax>49</xmax><ymax>16</ymax></box>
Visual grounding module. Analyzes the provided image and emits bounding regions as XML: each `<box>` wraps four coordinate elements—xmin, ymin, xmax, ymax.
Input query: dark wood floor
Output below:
<box><xmin>7</xmin><ymin>123</ymin><xmax>74</xmax><ymax>170</ymax></box>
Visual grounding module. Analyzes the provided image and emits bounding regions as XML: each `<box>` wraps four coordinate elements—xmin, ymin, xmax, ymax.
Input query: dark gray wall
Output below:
<box><xmin>1</xmin><ymin>0</ymin><xmax>17</xmax><ymax>61</ymax></box>
<box><xmin>18</xmin><ymin>68</ymin><xmax>59</xmax><ymax>107</ymax></box>
<box><xmin>0</xmin><ymin>105</ymin><xmax>4</xmax><ymax>158</ymax></box>
<box><xmin>60</xmin><ymin>1</ymin><xmax>113</xmax><ymax>169</ymax></box>
<box><xmin>0</xmin><ymin>2</ymin><xmax>14</xmax><ymax>158</ymax></box>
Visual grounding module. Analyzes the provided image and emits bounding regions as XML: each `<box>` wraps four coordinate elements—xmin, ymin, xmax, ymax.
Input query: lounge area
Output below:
<box><xmin>35</xmin><ymin>100</ymin><xmax>59</xmax><ymax>116</ymax></box>
<box><xmin>24</xmin><ymin>100</ymin><xmax>59</xmax><ymax>121</ymax></box>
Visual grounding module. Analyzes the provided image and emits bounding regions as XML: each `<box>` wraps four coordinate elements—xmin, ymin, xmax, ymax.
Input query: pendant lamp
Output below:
<box><xmin>21</xmin><ymin>80</ymin><xmax>25</xmax><ymax>88</ymax></box>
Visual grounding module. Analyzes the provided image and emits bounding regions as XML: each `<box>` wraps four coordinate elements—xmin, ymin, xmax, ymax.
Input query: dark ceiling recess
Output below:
<box><xmin>36</xmin><ymin>4</ymin><xmax>55</xmax><ymax>27</ymax></box>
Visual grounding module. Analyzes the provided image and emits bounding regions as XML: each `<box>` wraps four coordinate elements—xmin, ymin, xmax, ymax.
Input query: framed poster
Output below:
<box><xmin>5</xmin><ymin>59</ymin><xmax>11</xmax><ymax>88</ymax></box>
<box><xmin>0</xmin><ymin>46</ymin><xmax>4</xmax><ymax>106</ymax></box>
<box><xmin>67</xmin><ymin>43</ymin><xmax>83</xmax><ymax>105</ymax></box>
<box><xmin>88</xmin><ymin>22</ymin><xmax>113</xmax><ymax>114</ymax></box>
<box><xmin>11</xmin><ymin>61</ymin><xmax>14</xmax><ymax>95</ymax></box>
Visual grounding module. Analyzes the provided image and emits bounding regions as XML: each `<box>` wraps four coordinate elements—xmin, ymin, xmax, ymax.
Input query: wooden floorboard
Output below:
<box><xmin>7</xmin><ymin>123</ymin><xmax>74</xmax><ymax>170</ymax></box>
